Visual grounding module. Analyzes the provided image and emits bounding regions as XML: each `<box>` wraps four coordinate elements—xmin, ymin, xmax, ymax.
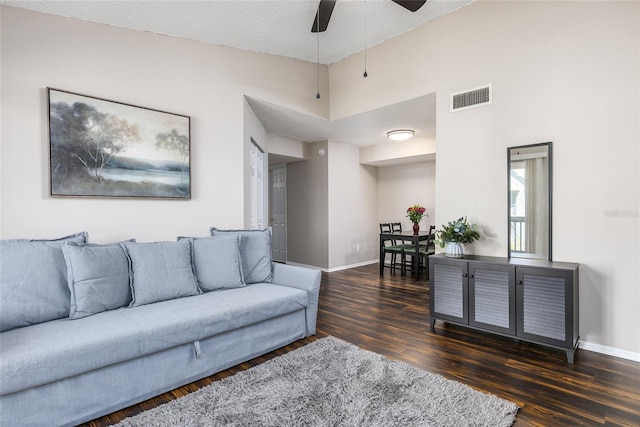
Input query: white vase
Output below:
<box><xmin>445</xmin><ymin>241</ymin><xmax>464</xmax><ymax>258</ymax></box>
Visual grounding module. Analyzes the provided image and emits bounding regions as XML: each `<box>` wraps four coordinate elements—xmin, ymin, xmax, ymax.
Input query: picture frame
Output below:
<box><xmin>47</xmin><ymin>88</ymin><xmax>191</xmax><ymax>199</ymax></box>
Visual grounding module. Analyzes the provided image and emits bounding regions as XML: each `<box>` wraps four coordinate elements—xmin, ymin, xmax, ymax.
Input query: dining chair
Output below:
<box><xmin>419</xmin><ymin>225</ymin><xmax>437</xmax><ymax>275</ymax></box>
<box><xmin>391</xmin><ymin>221</ymin><xmax>420</xmax><ymax>273</ymax></box>
<box><xmin>380</xmin><ymin>223</ymin><xmax>403</xmax><ymax>274</ymax></box>
<box><xmin>401</xmin><ymin>225</ymin><xmax>436</xmax><ymax>278</ymax></box>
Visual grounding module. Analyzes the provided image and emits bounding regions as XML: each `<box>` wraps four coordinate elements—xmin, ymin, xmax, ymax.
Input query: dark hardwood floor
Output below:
<box><xmin>83</xmin><ymin>263</ymin><xmax>640</xmax><ymax>426</ymax></box>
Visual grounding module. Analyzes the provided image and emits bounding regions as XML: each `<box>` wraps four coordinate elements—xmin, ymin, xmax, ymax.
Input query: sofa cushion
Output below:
<box><xmin>122</xmin><ymin>240</ymin><xmax>199</xmax><ymax>307</ymax></box>
<box><xmin>0</xmin><ymin>283</ymin><xmax>309</xmax><ymax>395</ymax></box>
<box><xmin>62</xmin><ymin>241</ymin><xmax>133</xmax><ymax>319</ymax></box>
<box><xmin>0</xmin><ymin>232</ymin><xmax>88</xmax><ymax>332</ymax></box>
<box><xmin>210</xmin><ymin>227</ymin><xmax>273</xmax><ymax>284</ymax></box>
<box><xmin>185</xmin><ymin>236</ymin><xmax>246</xmax><ymax>292</ymax></box>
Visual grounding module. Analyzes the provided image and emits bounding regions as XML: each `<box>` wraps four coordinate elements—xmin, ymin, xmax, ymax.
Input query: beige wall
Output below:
<box><xmin>328</xmin><ymin>140</ymin><xmax>378</xmax><ymax>269</ymax></box>
<box><xmin>0</xmin><ymin>6</ymin><xmax>329</xmax><ymax>242</ymax></box>
<box><xmin>330</xmin><ymin>0</ymin><xmax>640</xmax><ymax>357</ymax></box>
<box><xmin>377</xmin><ymin>161</ymin><xmax>436</xmax><ymax>233</ymax></box>
<box><xmin>286</xmin><ymin>139</ymin><xmax>379</xmax><ymax>271</ymax></box>
<box><xmin>286</xmin><ymin>141</ymin><xmax>329</xmax><ymax>268</ymax></box>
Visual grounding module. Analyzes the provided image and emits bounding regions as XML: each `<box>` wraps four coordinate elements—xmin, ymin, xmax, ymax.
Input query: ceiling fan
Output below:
<box><xmin>311</xmin><ymin>0</ymin><xmax>428</xmax><ymax>33</ymax></box>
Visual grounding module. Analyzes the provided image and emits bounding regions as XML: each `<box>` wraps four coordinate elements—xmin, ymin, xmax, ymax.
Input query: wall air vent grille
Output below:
<box><xmin>451</xmin><ymin>84</ymin><xmax>492</xmax><ymax>112</ymax></box>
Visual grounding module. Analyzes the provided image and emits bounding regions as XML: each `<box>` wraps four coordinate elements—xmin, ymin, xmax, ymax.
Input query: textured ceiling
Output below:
<box><xmin>3</xmin><ymin>0</ymin><xmax>473</xmax><ymax>65</ymax></box>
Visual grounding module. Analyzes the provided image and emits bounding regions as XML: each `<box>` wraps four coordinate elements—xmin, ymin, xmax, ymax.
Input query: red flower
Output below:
<box><xmin>406</xmin><ymin>204</ymin><xmax>428</xmax><ymax>223</ymax></box>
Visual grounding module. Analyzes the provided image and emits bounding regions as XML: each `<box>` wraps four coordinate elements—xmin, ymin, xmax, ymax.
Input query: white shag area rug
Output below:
<box><xmin>116</xmin><ymin>336</ymin><xmax>519</xmax><ymax>426</ymax></box>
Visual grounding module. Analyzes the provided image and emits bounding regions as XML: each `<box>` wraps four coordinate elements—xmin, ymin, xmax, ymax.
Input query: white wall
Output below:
<box><xmin>330</xmin><ymin>1</ymin><xmax>640</xmax><ymax>356</ymax></box>
<box><xmin>377</xmin><ymin>161</ymin><xmax>436</xmax><ymax>233</ymax></box>
<box><xmin>0</xmin><ymin>6</ymin><xmax>329</xmax><ymax>242</ymax></box>
<box><xmin>267</xmin><ymin>135</ymin><xmax>308</xmax><ymax>161</ymax></box>
<box><xmin>328</xmin><ymin>140</ymin><xmax>378</xmax><ymax>269</ymax></box>
<box><xmin>360</xmin><ymin>136</ymin><xmax>436</xmax><ymax>166</ymax></box>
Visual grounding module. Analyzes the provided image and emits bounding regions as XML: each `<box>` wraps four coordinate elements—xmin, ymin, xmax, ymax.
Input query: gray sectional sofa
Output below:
<box><xmin>0</xmin><ymin>228</ymin><xmax>321</xmax><ymax>427</ymax></box>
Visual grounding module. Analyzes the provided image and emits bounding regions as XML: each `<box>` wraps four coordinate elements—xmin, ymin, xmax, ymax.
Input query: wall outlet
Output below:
<box><xmin>356</xmin><ymin>244</ymin><xmax>361</xmax><ymax>252</ymax></box>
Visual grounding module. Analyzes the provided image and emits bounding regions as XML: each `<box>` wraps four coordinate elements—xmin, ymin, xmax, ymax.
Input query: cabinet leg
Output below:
<box><xmin>429</xmin><ymin>317</ymin><xmax>435</xmax><ymax>331</ymax></box>
<box><xmin>566</xmin><ymin>338</ymin><xmax>579</xmax><ymax>364</ymax></box>
<box><xmin>565</xmin><ymin>349</ymin><xmax>575</xmax><ymax>364</ymax></box>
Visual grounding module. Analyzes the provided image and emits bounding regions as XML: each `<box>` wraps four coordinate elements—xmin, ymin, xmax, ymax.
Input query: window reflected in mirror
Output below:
<box><xmin>508</xmin><ymin>142</ymin><xmax>552</xmax><ymax>260</ymax></box>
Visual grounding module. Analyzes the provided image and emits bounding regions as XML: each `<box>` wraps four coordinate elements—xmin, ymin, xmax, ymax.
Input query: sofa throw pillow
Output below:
<box><xmin>0</xmin><ymin>232</ymin><xmax>88</xmax><ymax>332</ymax></box>
<box><xmin>209</xmin><ymin>227</ymin><xmax>273</xmax><ymax>284</ymax></box>
<box><xmin>62</xmin><ymin>241</ymin><xmax>134</xmax><ymax>319</ymax></box>
<box><xmin>182</xmin><ymin>235</ymin><xmax>246</xmax><ymax>292</ymax></box>
<box><xmin>122</xmin><ymin>240</ymin><xmax>199</xmax><ymax>307</ymax></box>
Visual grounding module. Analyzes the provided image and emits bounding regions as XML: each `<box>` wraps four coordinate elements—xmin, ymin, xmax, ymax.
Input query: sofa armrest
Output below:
<box><xmin>272</xmin><ymin>263</ymin><xmax>321</xmax><ymax>336</ymax></box>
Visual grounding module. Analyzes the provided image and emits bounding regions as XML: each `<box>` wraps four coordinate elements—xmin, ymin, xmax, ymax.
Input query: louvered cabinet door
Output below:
<box><xmin>429</xmin><ymin>258</ymin><xmax>468</xmax><ymax>324</ymax></box>
<box><xmin>469</xmin><ymin>264</ymin><xmax>516</xmax><ymax>335</ymax></box>
<box><xmin>516</xmin><ymin>267</ymin><xmax>576</xmax><ymax>348</ymax></box>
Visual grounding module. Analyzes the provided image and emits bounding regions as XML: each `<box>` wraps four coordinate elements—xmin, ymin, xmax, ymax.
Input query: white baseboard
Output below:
<box><xmin>579</xmin><ymin>341</ymin><xmax>640</xmax><ymax>362</ymax></box>
<box><xmin>326</xmin><ymin>259</ymin><xmax>379</xmax><ymax>272</ymax></box>
<box><xmin>285</xmin><ymin>259</ymin><xmax>378</xmax><ymax>273</ymax></box>
<box><xmin>284</xmin><ymin>261</ymin><xmax>326</xmax><ymax>272</ymax></box>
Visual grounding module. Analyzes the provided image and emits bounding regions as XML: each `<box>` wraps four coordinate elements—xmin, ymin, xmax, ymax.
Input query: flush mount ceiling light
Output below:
<box><xmin>386</xmin><ymin>129</ymin><xmax>415</xmax><ymax>141</ymax></box>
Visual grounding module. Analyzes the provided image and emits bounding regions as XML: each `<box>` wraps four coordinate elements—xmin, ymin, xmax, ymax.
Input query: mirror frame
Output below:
<box><xmin>507</xmin><ymin>141</ymin><xmax>553</xmax><ymax>261</ymax></box>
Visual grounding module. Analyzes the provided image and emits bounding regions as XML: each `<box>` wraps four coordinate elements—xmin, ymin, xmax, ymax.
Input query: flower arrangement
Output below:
<box><xmin>406</xmin><ymin>205</ymin><xmax>427</xmax><ymax>224</ymax></box>
<box><xmin>436</xmin><ymin>216</ymin><xmax>480</xmax><ymax>247</ymax></box>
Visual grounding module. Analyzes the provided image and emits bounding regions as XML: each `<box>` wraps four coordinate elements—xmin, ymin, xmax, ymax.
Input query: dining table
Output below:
<box><xmin>379</xmin><ymin>230</ymin><xmax>434</xmax><ymax>281</ymax></box>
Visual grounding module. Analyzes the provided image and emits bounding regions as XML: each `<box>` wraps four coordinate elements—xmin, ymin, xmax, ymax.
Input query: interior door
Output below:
<box><xmin>270</xmin><ymin>164</ymin><xmax>286</xmax><ymax>263</ymax></box>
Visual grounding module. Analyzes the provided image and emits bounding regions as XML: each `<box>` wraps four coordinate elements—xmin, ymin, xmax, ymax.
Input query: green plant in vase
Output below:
<box><xmin>435</xmin><ymin>216</ymin><xmax>480</xmax><ymax>258</ymax></box>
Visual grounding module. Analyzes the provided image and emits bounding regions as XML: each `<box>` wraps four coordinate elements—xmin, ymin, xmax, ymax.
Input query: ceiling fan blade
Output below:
<box><xmin>391</xmin><ymin>0</ymin><xmax>427</xmax><ymax>13</ymax></box>
<box><xmin>311</xmin><ymin>0</ymin><xmax>336</xmax><ymax>33</ymax></box>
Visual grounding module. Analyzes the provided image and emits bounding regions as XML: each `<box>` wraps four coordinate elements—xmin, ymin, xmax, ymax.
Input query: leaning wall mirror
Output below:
<box><xmin>508</xmin><ymin>142</ymin><xmax>552</xmax><ymax>260</ymax></box>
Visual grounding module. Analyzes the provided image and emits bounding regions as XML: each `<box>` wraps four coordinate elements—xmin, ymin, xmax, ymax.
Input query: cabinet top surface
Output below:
<box><xmin>431</xmin><ymin>253</ymin><xmax>579</xmax><ymax>270</ymax></box>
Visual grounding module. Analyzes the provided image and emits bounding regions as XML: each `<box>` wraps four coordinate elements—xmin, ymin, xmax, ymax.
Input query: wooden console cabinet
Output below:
<box><xmin>428</xmin><ymin>254</ymin><xmax>579</xmax><ymax>362</ymax></box>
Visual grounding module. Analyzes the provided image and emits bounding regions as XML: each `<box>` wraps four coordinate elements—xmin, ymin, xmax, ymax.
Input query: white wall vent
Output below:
<box><xmin>450</xmin><ymin>84</ymin><xmax>492</xmax><ymax>112</ymax></box>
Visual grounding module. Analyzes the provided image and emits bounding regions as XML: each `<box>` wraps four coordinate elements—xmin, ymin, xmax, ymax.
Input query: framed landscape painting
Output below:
<box><xmin>48</xmin><ymin>88</ymin><xmax>191</xmax><ymax>199</ymax></box>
